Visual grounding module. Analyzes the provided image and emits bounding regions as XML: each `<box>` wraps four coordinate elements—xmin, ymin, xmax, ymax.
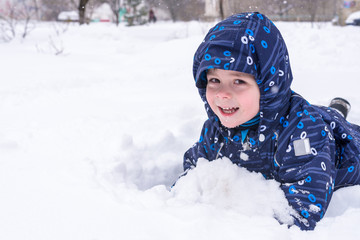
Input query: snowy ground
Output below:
<box><xmin>1</xmin><ymin>20</ymin><xmax>360</xmax><ymax>239</ymax></box>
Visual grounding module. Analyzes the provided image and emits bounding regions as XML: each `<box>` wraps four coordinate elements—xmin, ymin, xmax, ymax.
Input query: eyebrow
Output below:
<box><xmin>207</xmin><ymin>69</ymin><xmax>253</xmax><ymax>78</ymax></box>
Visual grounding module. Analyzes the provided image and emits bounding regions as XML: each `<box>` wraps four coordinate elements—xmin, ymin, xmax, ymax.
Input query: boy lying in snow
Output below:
<box><xmin>183</xmin><ymin>12</ymin><xmax>360</xmax><ymax>230</ymax></box>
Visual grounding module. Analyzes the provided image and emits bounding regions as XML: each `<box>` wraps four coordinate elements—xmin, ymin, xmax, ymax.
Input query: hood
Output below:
<box><xmin>193</xmin><ymin>12</ymin><xmax>293</xmax><ymax>144</ymax></box>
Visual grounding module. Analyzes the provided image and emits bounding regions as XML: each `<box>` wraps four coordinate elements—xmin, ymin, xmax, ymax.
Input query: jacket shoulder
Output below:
<box><xmin>275</xmin><ymin>97</ymin><xmax>334</xmax><ymax>168</ymax></box>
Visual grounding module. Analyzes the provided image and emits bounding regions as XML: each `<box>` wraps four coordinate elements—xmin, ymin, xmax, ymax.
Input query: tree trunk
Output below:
<box><xmin>32</xmin><ymin>0</ymin><xmax>40</xmax><ymax>20</ymax></box>
<box><xmin>167</xmin><ymin>4</ymin><xmax>177</xmax><ymax>22</ymax></box>
<box><xmin>115</xmin><ymin>13</ymin><xmax>119</xmax><ymax>26</ymax></box>
<box><xmin>78</xmin><ymin>0</ymin><xmax>89</xmax><ymax>25</ymax></box>
<box><xmin>219</xmin><ymin>0</ymin><xmax>224</xmax><ymax>20</ymax></box>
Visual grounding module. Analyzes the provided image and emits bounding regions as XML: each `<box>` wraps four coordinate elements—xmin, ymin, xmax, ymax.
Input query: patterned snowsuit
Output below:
<box><xmin>184</xmin><ymin>12</ymin><xmax>360</xmax><ymax>230</ymax></box>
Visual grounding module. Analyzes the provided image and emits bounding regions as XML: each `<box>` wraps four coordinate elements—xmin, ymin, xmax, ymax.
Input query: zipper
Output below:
<box><xmin>273</xmin><ymin>131</ymin><xmax>280</xmax><ymax>168</ymax></box>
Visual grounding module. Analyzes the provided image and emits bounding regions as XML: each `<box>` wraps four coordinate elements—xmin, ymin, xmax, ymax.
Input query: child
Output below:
<box><xmin>183</xmin><ymin>12</ymin><xmax>360</xmax><ymax>230</ymax></box>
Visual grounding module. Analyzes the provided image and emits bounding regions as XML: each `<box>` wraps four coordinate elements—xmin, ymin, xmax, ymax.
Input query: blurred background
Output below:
<box><xmin>1</xmin><ymin>0</ymin><xmax>360</xmax><ymax>30</ymax></box>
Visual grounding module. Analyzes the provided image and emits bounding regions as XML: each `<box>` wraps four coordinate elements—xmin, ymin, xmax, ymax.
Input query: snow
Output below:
<box><xmin>345</xmin><ymin>11</ymin><xmax>360</xmax><ymax>24</ymax></box>
<box><xmin>58</xmin><ymin>11</ymin><xmax>79</xmax><ymax>21</ymax></box>
<box><xmin>1</xmin><ymin>20</ymin><xmax>360</xmax><ymax>239</ymax></box>
<box><xmin>91</xmin><ymin>3</ymin><xmax>113</xmax><ymax>22</ymax></box>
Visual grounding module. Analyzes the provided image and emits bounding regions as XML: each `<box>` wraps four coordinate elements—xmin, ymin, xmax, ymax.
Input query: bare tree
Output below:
<box><xmin>30</xmin><ymin>0</ymin><xmax>41</xmax><ymax>20</ymax></box>
<box><xmin>297</xmin><ymin>0</ymin><xmax>331</xmax><ymax>26</ymax></box>
<box><xmin>107</xmin><ymin>0</ymin><xmax>121</xmax><ymax>25</ymax></box>
<box><xmin>302</xmin><ymin>0</ymin><xmax>318</xmax><ymax>24</ymax></box>
<box><xmin>160</xmin><ymin>0</ymin><xmax>179</xmax><ymax>22</ymax></box>
<box><xmin>221</xmin><ymin>0</ymin><xmax>266</xmax><ymax>17</ymax></box>
<box><xmin>0</xmin><ymin>0</ymin><xmax>36</xmax><ymax>41</ymax></box>
<box><xmin>211</xmin><ymin>0</ymin><xmax>334</xmax><ymax>22</ymax></box>
<box><xmin>20</xmin><ymin>5</ymin><xmax>34</xmax><ymax>38</ymax></box>
<box><xmin>158</xmin><ymin>0</ymin><xmax>204</xmax><ymax>21</ymax></box>
<box><xmin>0</xmin><ymin>2</ymin><xmax>17</xmax><ymax>41</ymax></box>
<box><xmin>78</xmin><ymin>0</ymin><xmax>90</xmax><ymax>24</ymax></box>
<box><xmin>267</xmin><ymin>0</ymin><xmax>294</xmax><ymax>19</ymax></box>
<box><xmin>36</xmin><ymin>23</ymin><xmax>69</xmax><ymax>55</ymax></box>
<box><xmin>219</xmin><ymin>0</ymin><xmax>225</xmax><ymax>20</ymax></box>
<box><xmin>47</xmin><ymin>0</ymin><xmax>111</xmax><ymax>24</ymax></box>
<box><xmin>41</xmin><ymin>0</ymin><xmax>74</xmax><ymax>21</ymax></box>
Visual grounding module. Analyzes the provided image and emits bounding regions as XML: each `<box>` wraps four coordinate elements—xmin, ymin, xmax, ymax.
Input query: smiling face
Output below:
<box><xmin>205</xmin><ymin>68</ymin><xmax>260</xmax><ymax>128</ymax></box>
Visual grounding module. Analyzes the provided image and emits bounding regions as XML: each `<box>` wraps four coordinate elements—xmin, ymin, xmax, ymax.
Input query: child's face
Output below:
<box><xmin>206</xmin><ymin>69</ymin><xmax>260</xmax><ymax>128</ymax></box>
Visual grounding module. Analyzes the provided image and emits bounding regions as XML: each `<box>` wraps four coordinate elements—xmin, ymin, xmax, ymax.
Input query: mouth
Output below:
<box><xmin>218</xmin><ymin>107</ymin><xmax>239</xmax><ymax>115</ymax></box>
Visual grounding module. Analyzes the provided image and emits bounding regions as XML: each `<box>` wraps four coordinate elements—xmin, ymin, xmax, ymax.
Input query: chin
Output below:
<box><xmin>221</xmin><ymin>122</ymin><xmax>241</xmax><ymax>129</ymax></box>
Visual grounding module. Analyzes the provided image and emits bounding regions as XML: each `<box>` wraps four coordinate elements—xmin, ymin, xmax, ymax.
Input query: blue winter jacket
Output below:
<box><xmin>184</xmin><ymin>12</ymin><xmax>360</xmax><ymax>230</ymax></box>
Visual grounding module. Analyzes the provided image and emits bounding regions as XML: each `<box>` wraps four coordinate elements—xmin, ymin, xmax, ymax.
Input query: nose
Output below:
<box><xmin>216</xmin><ymin>85</ymin><xmax>232</xmax><ymax>99</ymax></box>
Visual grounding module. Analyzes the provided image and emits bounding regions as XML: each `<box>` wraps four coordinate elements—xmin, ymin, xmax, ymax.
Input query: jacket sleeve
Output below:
<box><xmin>277</xmin><ymin>125</ymin><xmax>337</xmax><ymax>230</ymax></box>
<box><xmin>170</xmin><ymin>120</ymin><xmax>216</xmax><ymax>187</ymax></box>
<box><xmin>183</xmin><ymin>119</ymin><xmax>216</xmax><ymax>171</ymax></box>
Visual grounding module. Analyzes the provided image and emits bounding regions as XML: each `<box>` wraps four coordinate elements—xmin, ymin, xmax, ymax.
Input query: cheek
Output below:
<box><xmin>205</xmin><ymin>88</ymin><xmax>214</xmax><ymax>103</ymax></box>
<box><xmin>205</xmin><ymin>89</ymin><xmax>217</xmax><ymax>110</ymax></box>
<box><xmin>253</xmin><ymin>89</ymin><xmax>261</xmax><ymax>111</ymax></box>
<box><xmin>240</xmin><ymin>88</ymin><xmax>260</xmax><ymax>109</ymax></box>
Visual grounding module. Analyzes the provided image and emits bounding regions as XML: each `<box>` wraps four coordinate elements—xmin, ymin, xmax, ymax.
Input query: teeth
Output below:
<box><xmin>221</xmin><ymin>107</ymin><xmax>238</xmax><ymax>114</ymax></box>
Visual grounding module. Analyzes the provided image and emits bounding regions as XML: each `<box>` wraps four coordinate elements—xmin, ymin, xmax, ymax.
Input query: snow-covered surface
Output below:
<box><xmin>345</xmin><ymin>10</ymin><xmax>360</xmax><ymax>24</ymax></box>
<box><xmin>91</xmin><ymin>3</ymin><xmax>113</xmax><ymax>22</ymax></box>
<box><xmin>57</xmin><ymin>11</ymin><xmax>79</xmax><ymax>21</ymax></box>
<box><xmin>1</xmin><ymin>21</ymin><xmax>360</xmax><ymax>239</ymax></box>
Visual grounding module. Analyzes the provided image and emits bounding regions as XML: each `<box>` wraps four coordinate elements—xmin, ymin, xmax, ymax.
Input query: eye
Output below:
<box><xmin>234</xmin><ymin>79</ymin><xmax>246</xmax><ymax>84</ymax></box>
<box><xmin>208</xmin><ymin>78</ymin><xmax>220</xmax><ymax>84</ymax></box>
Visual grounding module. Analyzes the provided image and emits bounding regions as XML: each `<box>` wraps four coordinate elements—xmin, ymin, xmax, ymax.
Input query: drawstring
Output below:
<box><xmin>216</xmin><ymin>142</ymin><xmax>224</xmax><ymax>160</ymax></box>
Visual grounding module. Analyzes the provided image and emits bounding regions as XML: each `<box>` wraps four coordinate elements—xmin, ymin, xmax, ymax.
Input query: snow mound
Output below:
<box><xmin>172</xmin><ymin>158</ymin><xmax>296</xmax><ymax>225</ymax></box>
<box><xmin>102</xmin><ymin>131</ymin><xmax>185</xmax><ymax>190</ymax></box>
